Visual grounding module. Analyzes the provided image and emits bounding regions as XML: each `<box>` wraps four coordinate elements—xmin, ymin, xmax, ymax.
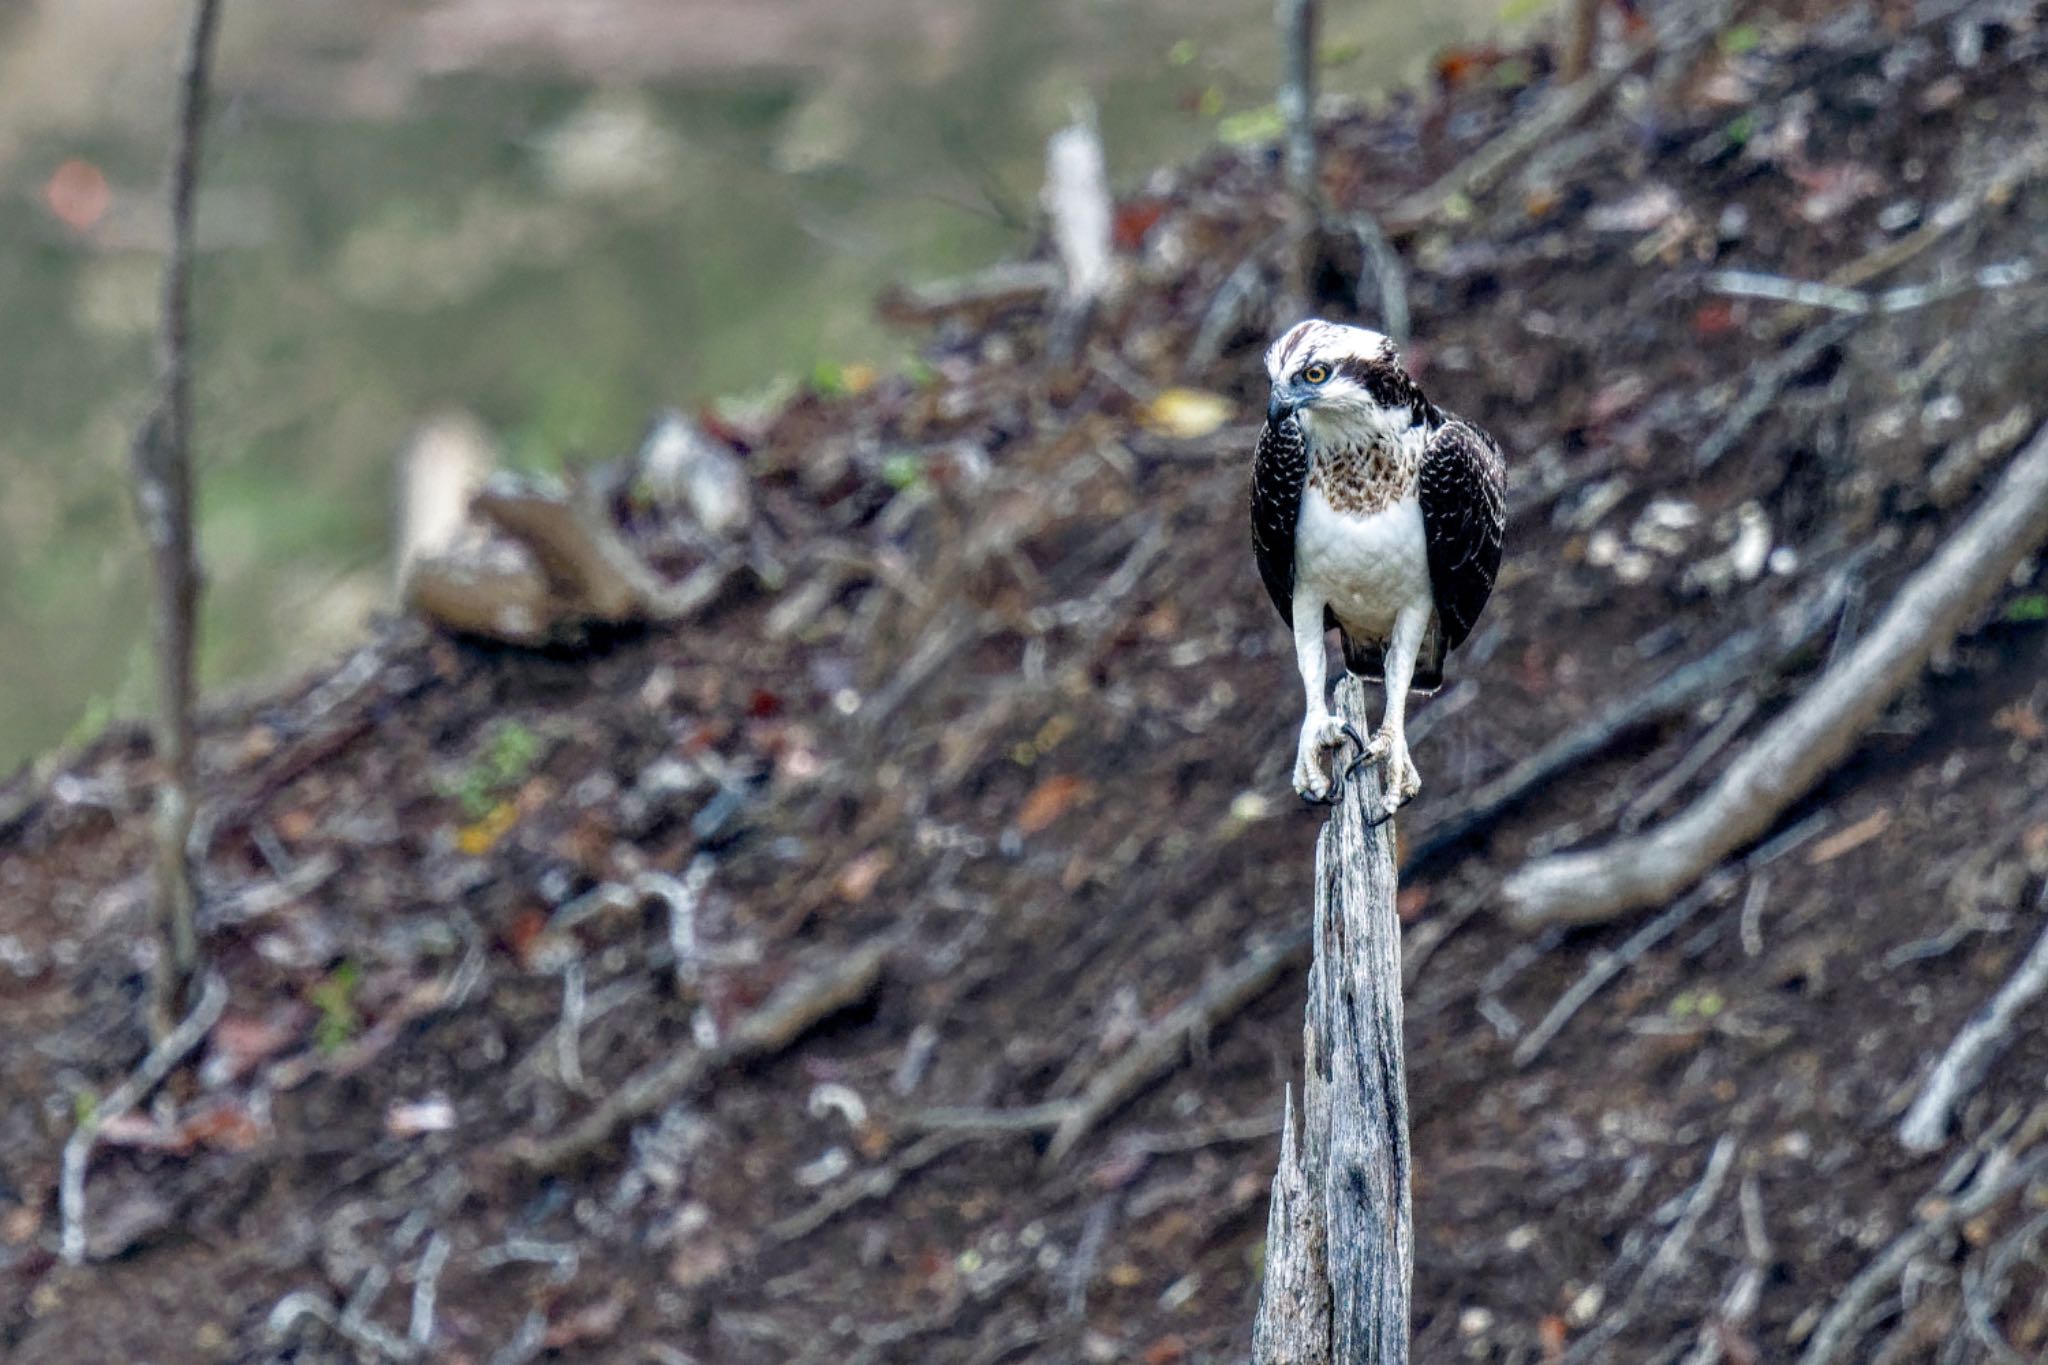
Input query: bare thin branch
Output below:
<box><xmin>132</xmin><ymin>0</ymin><xmax>225</xmax><ymax>1039</ymax></box>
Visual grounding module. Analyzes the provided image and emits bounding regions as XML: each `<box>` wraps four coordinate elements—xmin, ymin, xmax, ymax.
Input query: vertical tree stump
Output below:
<box><xmin>1254</xmin><ymin>676</ymin><xmax>1413</xmax><ymax>1363</ymax></box>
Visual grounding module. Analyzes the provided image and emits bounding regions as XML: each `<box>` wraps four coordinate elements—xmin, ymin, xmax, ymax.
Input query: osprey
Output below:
<box><xmin>1249</xmin><ymin>319</ymin><xmax>1506</xmax><ymax>815</ymax></box>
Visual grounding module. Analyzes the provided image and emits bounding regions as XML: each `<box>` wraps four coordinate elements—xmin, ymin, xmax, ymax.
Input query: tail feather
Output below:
<box><xmin>1339</xmin><ymin>617</ymin><xmax>1446</xmax><ymax>695</ymax></box>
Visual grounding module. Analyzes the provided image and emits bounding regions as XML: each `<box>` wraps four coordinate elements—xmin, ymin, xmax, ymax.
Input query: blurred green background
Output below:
<box><xmin>0</xmin><ymin>0</ymin><xmax>1538</xmax><ymax>771</ymax></box>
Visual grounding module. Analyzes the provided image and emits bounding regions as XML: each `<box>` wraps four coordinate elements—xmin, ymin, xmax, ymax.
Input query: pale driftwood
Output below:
<box><xmin>60</xmin><ymin>971</ymin><xmax>228</xmax><ymax>1264</ymax></box>
<box><xmin>1254</xmin><ymin>678</ymin><xmax>1411</xmax><ymax>1363</ymax></box>
<box><xmin>1403</xmin><ymin>565</ymin><xmax>1856</xmax><ymax>875</ymax></box>
<box><xmin>1897</xmin><ymin>886</ymin><xmax>2048</xmax><ymax>1153</ymax></box>
<box><xmin>510</xmin><ymin>939</ymin><xmax>888</xmax><ymax>1171</ymax></box>
<box><xmin>1043</xmin><ymin>109</ymin><xmax>1113</xmax><ymax>302</ymax></box>
<box><xmin>1505</xmin><ymin>423</ymin><xmax>2048</xmax><ymax>928</ymax></box>
<box><xmin>130</xmin><ymin>0</ymin><xmax>223</xmax><ymax>1040</ymax></box>
<box><xmin>408</xmin><ymin>472</ymin><xmax>737</xmax><ymax>644</ymax></box>
<box><xmin>1042</xmin><ymin>104</ymin><xmax>1115</xmax><ymax>364</ymax></box>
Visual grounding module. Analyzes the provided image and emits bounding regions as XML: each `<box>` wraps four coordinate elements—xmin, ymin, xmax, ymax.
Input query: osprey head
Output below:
<box><xmin>1262</xmin><ymin>319</ymin><xmax>1426</xmax><ymax>445</ymax></box>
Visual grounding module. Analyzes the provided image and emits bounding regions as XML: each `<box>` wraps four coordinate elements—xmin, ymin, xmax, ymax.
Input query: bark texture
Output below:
<box><xmin>1254</xmin><ymin>676</ymin><xmax>1412</xmax><ymax>1363</ymax></box>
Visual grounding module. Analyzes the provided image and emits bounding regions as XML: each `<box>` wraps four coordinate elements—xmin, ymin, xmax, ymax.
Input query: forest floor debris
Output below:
<box><xmin>5</xmin><ymin>3</ymin><xmax>2048</xmax><ymax>1361</ymax></box>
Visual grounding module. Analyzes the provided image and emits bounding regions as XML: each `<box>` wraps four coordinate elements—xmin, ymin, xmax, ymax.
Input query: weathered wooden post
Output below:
<box><xmin>1254</xmin><ymin>675</ymin><xmax>1412</xmax><ymax>1363</ymax></box>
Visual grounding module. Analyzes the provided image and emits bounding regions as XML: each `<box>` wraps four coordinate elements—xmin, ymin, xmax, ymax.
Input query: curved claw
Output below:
<box><xmin>1299</xmin><ymin>724</ymin><xmax>1371</xmax><ymax>808</ymax></box>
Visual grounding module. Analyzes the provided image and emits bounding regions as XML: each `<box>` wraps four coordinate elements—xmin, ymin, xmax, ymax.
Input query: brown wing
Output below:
<box><xmin>1418</xmin><ymin>418</ymin><xmax>1506</xmax><ymax>652</ymax></box>
<box><xmin>1248</xmin><ymin>416</ymin><xmax>1310</xmax><ymax>625</ymax></box>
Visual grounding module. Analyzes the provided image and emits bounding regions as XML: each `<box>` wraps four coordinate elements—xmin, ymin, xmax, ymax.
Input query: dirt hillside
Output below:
<box><xmin>5</xmin><ymin>4</ymin><xmax>2048</xmax><ymax>1361</ymax></box>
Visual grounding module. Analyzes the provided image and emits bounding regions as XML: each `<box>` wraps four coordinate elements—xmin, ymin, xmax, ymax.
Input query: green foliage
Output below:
<box><xmin>439</xmin><ymin>719</ymin><xmax>544</xmax><ymax>819</ymax></box>
<box><xmin>2005</xmin><ymin>594</ymin><xmax>2048</xmax><ymax>623</ymax></box>
<box><xmin>59</xmin><ymin>694</ymin><xmax>117</xmax><ymax>754</ymax></box>
<box><xmin>1491</xmin><ymin>56</ymin><xmax>1534</xmax><ymax>89</ymax></box>
<box><xmin>1723</xmin><ymin>112</ymin><xmax>1756</xmax><ymax>147</ymax></box>
<box><xmin>1669</xmin><ymin>987</ymin><xmax>1725</xmax><ymax>1020</ymax></box>
<box><xmin>1218</xmin><ymin>104</ymin><xmax>1286</xmax><ymax>147</ymax></box>
<box><xmin>310</xmin><ymin>960</ymin><xmax>362</xmax><ymax>1054</ymax></box>
<box><xmin>1319</xmin><ymin>39</ymin><xmax>1364</xmax><ymax>68</ymax></box>
<box><xmin>881</xmin><ymin>452</ymin><xmax>928</xmax><ymax>493</ymax></box>
<box><xmin>1720</xmin><ymin>23</ymin><xmax>1764</xmax><ymax>55</ymax></box>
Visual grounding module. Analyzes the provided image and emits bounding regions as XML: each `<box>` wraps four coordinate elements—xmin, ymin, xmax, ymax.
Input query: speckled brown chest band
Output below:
<box><xmin>1308</xmin><ymin>442</ymin><xmax>1419</xmax><ymax>516</ymax></box>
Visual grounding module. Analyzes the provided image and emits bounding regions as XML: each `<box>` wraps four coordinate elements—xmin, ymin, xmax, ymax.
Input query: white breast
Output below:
<box><xmin>1294</xmin><ymin>484</ymin><xmax>1432</xmax><ymax>642</ymax></box>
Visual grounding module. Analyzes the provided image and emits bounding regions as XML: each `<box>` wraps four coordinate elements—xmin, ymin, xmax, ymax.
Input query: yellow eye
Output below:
<box><xmin>1302</xmin><ymin>364</ymin><xmax>1330</xmax><ymax>384</ymax></box>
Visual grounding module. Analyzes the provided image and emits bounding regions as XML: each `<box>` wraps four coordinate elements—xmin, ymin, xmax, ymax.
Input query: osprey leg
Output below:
<box><xmin>1290</xmin><ymin>585</ymin><xmax>1353</xmax><ymax>801</ymax></box>
<box><xmin>1363</xmin><ymin>606</ymin><xmax>1428</xmax><ymax>817</ymax></box>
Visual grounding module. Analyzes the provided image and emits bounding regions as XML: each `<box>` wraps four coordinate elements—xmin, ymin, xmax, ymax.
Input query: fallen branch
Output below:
<box><xmin>408</xmin><ymin>471</ymin><xmax>739</xmax><ymax>645</ymax></box>
<box><xmin>1404</xmin><ymin>567</ymin><xmax>1855</xmax><ymax>875</ymax></box>
<box><xmin>1694</xmin><ymin>314</ymin><xmax>1861</xmax><ymax>472</ymax></box>
<box><xmin>1506</xmin><ymin>422</ymin><xmax>2048</xmax><ymax>927</ymax></box>
<box><xmin>1512</xmin><ymin>872</ymin><xmax>1737</xmax><ymax>1070</ymax></box>
<box><xmin>1044</xmin><ymin>924</ymin><xmax>1307</xmax><ymax>1166</ymax></box>
<box><xmin>1896</xmin><ymin>885</ymin><xmax>2048</xmax><ymax>1154</ymax></box>
<box><xmin>768</xmin><ymin>1131</ymin><xmax>969</xmax><ymax>1242</ymax></box>
<box><xmin>1382</xmin><ymin>40</ymin><xmax>1648</xmax><ymax>233</ymax></box>
<box><xmin>510</xmin><ymin>939</ymin><xmax>889</xmax><ymax>1171</ymax></box>
<box><xmin>1798</xmin><ymin>1127</ymin><xmax>2048</xmax><ymax>1365</ymax></box>
<box><xmin>1254</xmin><ymin>677</ymin><xmax>1410</xmax><ymax>1363</ymax></box>
<box><xmin>876</xmin><ymin>262</ymin><xmax>1061</xmax><ymax>327</ymax></box>
<box><xmin>1704</xmin><ymin>259</ymin><xmax>2037</xmax><ymax>316</ymax></box>
<box><xmin>1763</xmin><ymin>136</ymin><xmax>2048</xmax><ymax>339</ymax></box>
<box><xmin>60</xmin><ymin>970</ymin><xmax>228</xmax><ymax>1263</ymax></box>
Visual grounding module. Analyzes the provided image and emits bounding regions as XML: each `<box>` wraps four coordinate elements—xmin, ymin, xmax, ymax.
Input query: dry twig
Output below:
<box><xmin>1044</xmin><ymin>925</ymin><xmax>1307</xmax><ymax>1166</ymax></box>
<box><xmin>60</xmin><ymin>971</ymin><xmax>228</xmax><ymax>1263</ymax></box>
<box><xmin>1512</xmin><ymin>873</ymin><xmax>1737</xmax><ymax>1070</ymax></box>
<box><xmin>1382</xmin><ymin>39</ymin><xmax>1648</xmax><ymax>233</ymax></box>
<box><xmin>1506</xmin><ymin>423</ymin><xmax>2048</xmax><ymax>927</ymax></box>
<box><xmin>511</xmin><ymin>939</ymin><xmax>890</xmax><ymax>1171</ymax></box>
<box><xmin>768</xmin><ymin>1132</ymin><xmax>969</xmax><ymax>1242</ymax></box>
<box><xmin>1799</xmin><ymin>1129</ymin><xmax>2048</xmax><ymax>1365</ymax></box>
<box><xmin>1897</xmin><ymin>885</ymin><xmax>2048</xmax><ymax>1153</ymax></box>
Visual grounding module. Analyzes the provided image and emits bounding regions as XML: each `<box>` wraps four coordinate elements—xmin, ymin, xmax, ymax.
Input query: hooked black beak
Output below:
<box><xmin>1267</xmin><ymin>391</ymin><xmax>1296</xmax><ymax>424</ymax></box>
